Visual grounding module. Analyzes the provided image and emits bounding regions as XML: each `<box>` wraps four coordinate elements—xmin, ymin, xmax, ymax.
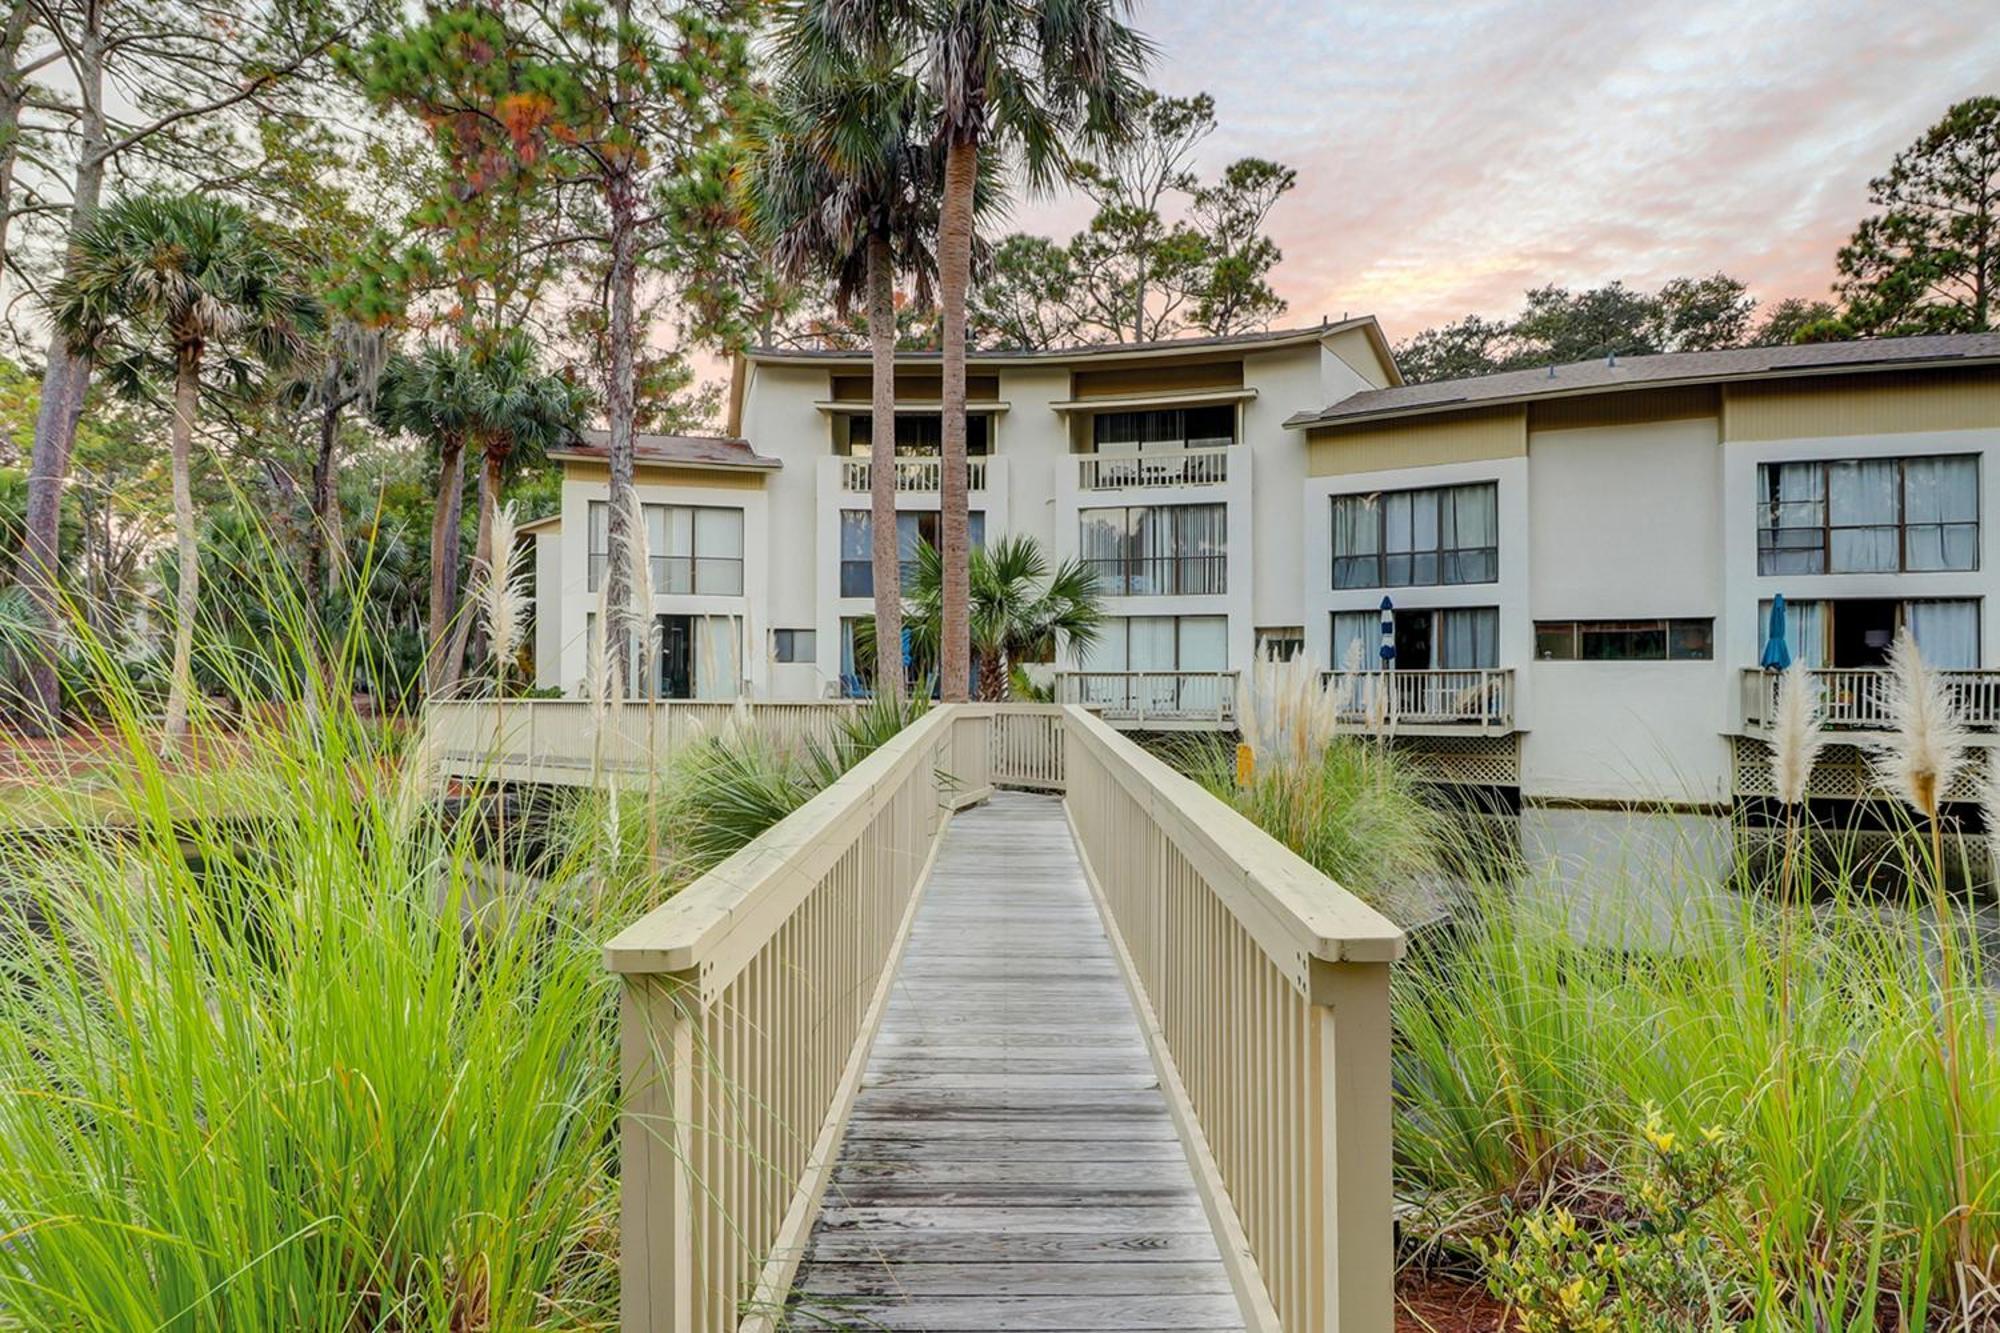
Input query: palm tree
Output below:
<box><xmin>746</xmin><ymin>22</ymin><xmax>947</xmax><ymax>698</ymax></box>
<box><xmin>898</xmin><ymin>533</ymin><xmax>1102</xmax><ymax>701</ymax></box>
<box><xmin>50</xmin><ymin>192</ymin><xmax>319</xmax><ymax>742</ymax></box>
<box><xmin>375</xmin><ymin>334</ymin><xmax>583</xmax><ymax>692</ymax></box>
<box><xmin>829</xmin><ymin>0</ymin><xmax>1148</xmax><ymax>699</ymax></box>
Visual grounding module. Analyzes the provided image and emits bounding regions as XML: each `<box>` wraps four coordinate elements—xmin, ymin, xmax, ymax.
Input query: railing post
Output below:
<box><xmin>620</xmin><ymin>971</ymin><xmax>698</xmax><ymax>1333</ymax></box>
<box><xmin>1310</xmin><ymin>958</ymin><xmax>1395</xmax><ymax>1333</ymax></box>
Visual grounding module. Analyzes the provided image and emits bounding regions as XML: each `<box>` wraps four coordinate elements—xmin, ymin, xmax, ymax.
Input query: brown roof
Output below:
<box><xmin>1285</xmin><ymin>333</ymin><xmax>2000</xmax><ymax>430</ymax></box>
<box><xmin>553</xmin><ymin>430</ymin><xmax>782</xmax><ymax>471</ymax></box>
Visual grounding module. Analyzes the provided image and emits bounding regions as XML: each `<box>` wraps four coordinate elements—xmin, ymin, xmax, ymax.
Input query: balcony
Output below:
<box><xmin>1739</xmin><ymin>667</ymin><xmax>2000</xmax><ymax>736</ymax></box>
<box><xmin>839</xmin><ymin>456</ymin><xmax>988</xmax><ymax>493</ymax></box>
<box><xmin>1076</xmin><ymin>445</ymin><xmax>1230</xmax><ymax>490</ymax></box>
<box><xmin>1056</xmin><ymin>669</ymin><xmax>1239</xmax><ymax>727</ymax></box>
<box><xmin>1318</xmin><ymin>668</ymin><xmax>1516</xmax><ymax>734</ymax></box>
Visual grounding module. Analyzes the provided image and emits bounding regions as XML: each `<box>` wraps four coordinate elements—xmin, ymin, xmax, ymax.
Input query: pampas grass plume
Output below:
<box><xmin>1871</xmin><ymin>631</ymin><xmax>1969</xmax><ymax>822</ymax></box>
<box><xmin>1769</xmin><ymin>659</ymin><xmax>1826</xmax><ymax>807</ymax></box>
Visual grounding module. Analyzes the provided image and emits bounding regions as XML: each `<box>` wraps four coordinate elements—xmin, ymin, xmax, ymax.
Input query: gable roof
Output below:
<box><xmin>550</xmin><ymin>430</ymin><xmax>782</xmax><ymax>471</ymax></box>
<box><xmin>1285</xmin><ymin>333</ymin><xmax>2000</xmax><ymax>431</ymax></box>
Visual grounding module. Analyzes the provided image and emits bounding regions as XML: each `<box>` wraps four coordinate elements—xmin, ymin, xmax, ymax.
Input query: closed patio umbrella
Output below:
<box><xmin>1761</xmin><ymin>593</ymin><xmax>1792</xmax><ymax>671</ymax></box>
<box><xmin>1378</xmin><ymin>595</ymin><xmax>1396</xmax><ymax>666</ymax></box>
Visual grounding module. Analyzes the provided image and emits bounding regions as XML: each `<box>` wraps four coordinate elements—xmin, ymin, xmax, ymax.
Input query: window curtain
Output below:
<box><xmin>1331</xmin><ymin>611</ymin><xmax>1375</xmax><ymax>672</ymax></box>
<box><xmin>693</xmin><ymin>615</ymin><xmax>741</xmax><ymax>699</ymax></box>
<box><xmin>1906</xmin><ymin>600</ymin><xmax>1980</xmax><ymax>669</ymax></box>
<box><xmin>1761</xmin><ymin>598</ymin><xmax>1826</xmax><ymax>668</ymax></box>
<box><xmin>1437</xmin><ymin>608</ymin><xmax>1499</xmax><ymax>669</ymax></box>
<box><xmin>1903</xmin><ymin>456</ymin><xmax>1979</xmax><ymax>572</ymax></box>
<box><xmin>1828</xmin><ymin>459</ymin><xmax>1900</xmax><ymax>572</ymax></box>
<box><xmin>587</xmin><ymin>501</ymin><xmax>608</xmax><ymax>591</ymax></box>
<box><xmin>694</xmin><ymin>508</ymin><xmax>743</xmax><ymax>595</ymax></box>
<box><xmin>1176</xmin><ymin>616</ymin><xmax>1227</xmax><ymax>669</ymax></box>
<box><xmin>1082</xmin><ymin>617</ymin><xmax>1127</xmax><ymax>671</ymax></box>
<box><xmin>1175</xmin><ymin>504</ymin><xmax>1226</xmax><ymax>593</ymax></box>
<box><xmin>1444</xmin><ymin>484</ymin><xmax>1499</xmax><ymax>583</ymax></box>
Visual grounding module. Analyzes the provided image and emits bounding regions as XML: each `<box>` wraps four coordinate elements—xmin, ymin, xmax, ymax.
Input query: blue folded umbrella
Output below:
<box><xmin>1379</xmin><ymin>595</ymin><xmax>1395</xmax><ymax>665</ymax></box>
<box><xmin>1760</xmin><ymin>593</ymin><xmax>1792</xmax><ymax>671</ymax></box>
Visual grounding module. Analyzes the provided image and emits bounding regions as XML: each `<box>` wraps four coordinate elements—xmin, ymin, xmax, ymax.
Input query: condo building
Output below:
<box><xmin>529</xmin><ymin>324</ymin><xmax>1999</xmax><ymax>819</ymax></box>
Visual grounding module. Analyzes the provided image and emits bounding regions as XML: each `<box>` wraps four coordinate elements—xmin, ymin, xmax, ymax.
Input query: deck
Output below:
<box><xmin>789</xmin><ymin>793</ymin><xmax>1243</xmax><ymax>1330</ymax></box>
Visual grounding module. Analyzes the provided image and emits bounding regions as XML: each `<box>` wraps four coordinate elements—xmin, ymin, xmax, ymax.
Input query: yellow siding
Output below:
<box><xmin>1721</xmin><ymin>368</ymin><xmax>2000</xmax><ymax>440</ymax></box>
<box><xmin>562</xmin><ymin>460</ymin><xmax>769</xmax><ymax>491</ymax></box>
<box><xmin>1528</xmin><ymin>386</ymin><xmax>1719</xmax><ymax>432</ymax></box>
<box><xmin>1306</xmin><ymin>408</ymin><xmax>1526</xmax><ymax>476</ymax></box>
<box><xmin>1071</xmin><ymin>359</ymin><xmax>1244</xmax><ymax>399</ymax></box>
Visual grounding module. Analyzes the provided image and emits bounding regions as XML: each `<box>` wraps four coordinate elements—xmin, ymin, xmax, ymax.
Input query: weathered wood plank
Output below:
<box><xmin>791</xmin><ymin>792</ymin><xmax>1242</xmax><ymax>1331</ymax></box>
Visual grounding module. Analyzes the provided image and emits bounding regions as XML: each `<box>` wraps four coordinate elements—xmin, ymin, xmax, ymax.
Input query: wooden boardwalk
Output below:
<box><xmin>789</xmin><ymin>792</ymin><xmax>1244</xmax><ymax>1331</ymax></box>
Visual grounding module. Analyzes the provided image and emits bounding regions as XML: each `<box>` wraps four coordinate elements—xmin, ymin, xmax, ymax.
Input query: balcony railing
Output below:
<box><xmin>1740</xmin><ymin>667</ymin><xmax>2000</xmax><ymax>733</ymax></box>
<box><xmin>839</xmin><ymin>456</ymin><xmax>987</xmax><ymax>492</ymax></box>
<box><xmin>1318</xmin><ymin>667</ymin><xmax>1516</xmax><ymax>732</ymax></box>
<box><xmin>1056</xmin><ymin>669</ymin><xmax>1238</xmax><ymax>725</ymax></box>
<box><xmin>1081</xmin><ymin>553</ymin><xmax>1227</xmax><ymax>596</ymax></box>
<box><xmin>1076</xmin><ymin>445</ymin><xmax>1231</xmax><ymax>490</ymax></box>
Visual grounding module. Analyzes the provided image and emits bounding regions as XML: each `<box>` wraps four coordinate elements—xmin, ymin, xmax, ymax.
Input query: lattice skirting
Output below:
<box><xmin>1390</xmin><ymin>734</ymin><xmax>1520</xmax><ymax>788</ymax></box>
<box><xmin>1733</xmin><ymin>737</ymin><xmax>1990</xmax><ymax>804</ymax></box>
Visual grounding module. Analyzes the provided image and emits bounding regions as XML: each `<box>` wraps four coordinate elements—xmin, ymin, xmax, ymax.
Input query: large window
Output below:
<box><xmin>845</xmin><ymin>413</ymin><xmax>989</xmax><ymax>456</ymax></box>
<box><xmin>1084</xmin><ymin>614</ymin><xmax>1229</xmax><ymax>671</ymax></box>
<box><xmin>1332</xmin><ymin>482</ymin><xmax>1498</xmax><ymax>590</ymax></box>
<box><xmin>588</xmin><ymin>502</ymin><xmax>743</xmax><ymax>595</ymax></box>
<box><xmin>1535</xmin><ymin>618</ymin><xmax>1714</xmax><ymax>661</ymax></box>
<box><xmin>1758</xmin><ymin>597</ymin><xmax>1980</xmax><ymax>669</ymax></box>
<box><xmin>1091</xmin><ymin>405</ymin><xmax>1237</xmax><ymax>451</ymax></box>
<box><xmin>1079</xmin><ymin>503</ymin><xmax>1227</xmax><ymax>595</ymax></box>
<box><xmin>1757</xmin><ymin>455</ymin><xmax>1978</xmax><ymax>575</ymax></box>
<box><xmin>840</xmin><ymin>509</ymin><xmax>986</xmax><ymax>598</ymax></box>
<box><xmin>1332</xmin><ymin>606</ymin><xmax>1498</xmax><ymax>671</ymax></box>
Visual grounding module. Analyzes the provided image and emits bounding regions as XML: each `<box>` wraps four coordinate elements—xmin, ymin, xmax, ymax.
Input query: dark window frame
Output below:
<box><xmin>1756</xmin><ymin>454</ymin><xmax>1980</xmax><ymax>576</ymax></box>
<box><xmin>772</xmin><ymin>628</ymin><xmax>816</xmax><ymax>664</ymax></box>
<box><xmin>1331</xmin><ymin>481</ymin><xmax>1499</xmax><ymax>591</ymax></box>
<box><xmin>1534</xmin><ymin>617</ymin><xmax>1715</xmax><ymax>661</ymax></box>
<box><xmin>587</xmin><ymin>501</ymin><xmax>745</xmax><ymax>596</ymax></box>
<box><xmin>1078</xmin><ymin>502</ymin><xmax>1228</xmax><ymax>596</ymax></box>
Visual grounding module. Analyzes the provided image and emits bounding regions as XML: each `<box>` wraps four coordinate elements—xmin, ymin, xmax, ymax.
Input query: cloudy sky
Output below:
<box><xmin>1013</xmin><ymin>0</ymin><xmax>1999</xmax><ymax>345</ymax></box>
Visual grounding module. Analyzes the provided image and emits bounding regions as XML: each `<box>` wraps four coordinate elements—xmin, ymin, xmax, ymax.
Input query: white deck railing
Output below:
<box><xmin>1076</xmin><ymin>445</ymin><xmax>1231</xmax><ymax>490</ymax></box>
<box><xmin>838</xmin><ymin>456</ymin><xmax>987</xmax><ymax>492</ymax></box>
<box><xmin>1055</xmin><ymin>670</ymin><xmax>1239</xmax><ymax>725</ymax></box>
<box><xmin>1739</xmin><ymin>667</ymin><xmax>2000</xmax><ymax>733</ymax></box>
<box><xmin>425</xmin><ymin>700</ymin><xmax>861</xmax><ymax>783</ymax></box>
<box><xmin>430</xmin><ymin>701</ymin><xmax>1400</xmax><ymax>1331</ymax></box>
<box><xmin>1318</xmin><ymin>668</ymin><xmax>1515</xmax><ymax>732</ymax></box>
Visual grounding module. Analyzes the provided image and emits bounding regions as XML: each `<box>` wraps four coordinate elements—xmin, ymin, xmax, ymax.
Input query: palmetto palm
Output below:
<box><xmin>824</xmin><ymin>0</ymin><xmax>1148</xmax><ymax>699</ymax></box>
<box><xmin>50</xmin><ymin>192</ymin><xmax>319</xmax><ymax>742</ymax></box>
<box><xmin>376</xmin><ymin>334</ymin><xmax>584</xmax><ymax>690</ymax></box>
<box><xmin>900</xmin><ymin>533</ymin><xmax>1102</xmax><ymax>700</ymax></box>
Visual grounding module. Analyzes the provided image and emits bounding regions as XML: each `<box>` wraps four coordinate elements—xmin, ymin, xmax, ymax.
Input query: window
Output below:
<box><xmin>1332</xmin><ymin>606</ymin><xmax>1498</xmax><ymax>670</ymax></box>
<box><xmin>1079</xmin><ymin>503</ymin><xmax>1227</xmax><ymax>595</ymax></box>
<box><xmin>1757</xmin><ymin>454</ymin><xmax>1978</xmax><ymax>575</ymax></box>
<box><xmin>772</xmin><ymin>629</ymin><xmax>816</xmax><ymax>664</ymax></box>
<box><xmin>1332</xmin><ymin>482</ymin><xmax>1498</xmax><ymax>590</ymax></box>
<box><xmin>1256</xmin><ymin>627</ymin><xmax>1305</xmax><ymax>662</ymax></box>
<box><xmin>840</xmin><ymin>510</ymin><xmax>986</xmax><ymax>598</ymax></box>
<box><xmin>588</xmin><ymin>502</ymin><xmax>744</xmax><ymax>596</ymax></box>
<box><xmin>1758</xmin><ymin>598</ymin><xmax>1980</xmax><ymax>669</ymax></box>
<box><xmin>846</xmin><ymin>413</ymin><xmax>989</xmax><ymax>456</ymax></box>
<box><xmin>1091</xmin><ymin>405</ymin><xmax>1237</xmax><ymax>451</ymax></box>
<box><xmin>1535</xmin><ymin>618</ymin><xmax>1714</xmax><ymax>661</ymax></box>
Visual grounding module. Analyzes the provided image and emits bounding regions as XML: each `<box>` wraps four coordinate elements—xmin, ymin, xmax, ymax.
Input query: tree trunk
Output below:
<box><xmin>976</xmin><ymin>647</ymin><xmax>1007</xmax><ymax>702</ymax></box>
<box><xmin>425</xmin><ymin>437</ymin><xmax>465</xmax><ymax>693</ymax></box>
<box><xmin>603</xmin><ymin>157</ymin><xmax>638</xmax><ymax>696</ymax></box>
<box><xmin>308</xmin><ymin>394</ymin><xmax>344</xmax><ymax>601</ymax></box>
<box><xmin>866</xmin><ymin>233</ymin><xmax>902</xmax><ymax>697</ymax></box>
<box><xmin>161</xmin><ymin>348</ymin><xmax>201</xmax><ymax>744</ymax></box>
<box><xmin>15</xmin><ymin>15</ymin><xmax>106</xmax><ymax>734</ymax></box>
<box><xmin>937</xmin><ymin>136</ymin><xmax>976</xmax><ymax>702</ymax></box>
<box><xmin>0</xmin><ymin>0</ymin><xmax>34</xmax><ymax>276</ymax></box>
<box><xmin>442</xmin><ymin>444</ymin><xmax>503</xmax><ymax>682</ymax></box>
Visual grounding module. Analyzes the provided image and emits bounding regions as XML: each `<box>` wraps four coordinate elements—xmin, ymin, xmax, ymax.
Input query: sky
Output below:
<box><xmin>1010</xmin><ymin>0</ymin><xmax>2000</xmax><ymax>346</ymax></box>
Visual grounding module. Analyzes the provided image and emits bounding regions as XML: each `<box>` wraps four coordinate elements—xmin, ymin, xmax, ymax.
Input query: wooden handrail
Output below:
<box><xmin>1062</xmin><ymin>704</ymin><xmax>1403</xmax><ymax>1331</ymax></box>
<box><xmin>607</xmin><ymin>706</ymin><xmax>985</xmax><ymax>1333</ymax></box>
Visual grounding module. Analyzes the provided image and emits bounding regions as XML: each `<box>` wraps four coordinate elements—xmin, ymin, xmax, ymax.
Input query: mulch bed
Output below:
<box><xmin>1399</xmin><ymin>1269</ymin><xmax>1511</xmax><ymax>1332</ymax></box>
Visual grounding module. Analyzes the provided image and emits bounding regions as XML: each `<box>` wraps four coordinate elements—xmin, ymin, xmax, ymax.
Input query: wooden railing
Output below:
<box><xmin>838</xmin><ymin>456</ymin><xmax>988</xmax><ymax>492</ymax></box>
<box><xmin>1317</xmin><ymin>668</ymin><xmax>1515</xmax><ymax>732</ymax></box>
<box><xmin>1064</xmin><ymin>707</ymin><xmax>1405</xmax><ymax>1331</ymax></box>
<box><xmin>1076</xmin><ymin>444</ymin><xmax>1231</xmax><ymax>490</ymax></box>
<box><xmin>1056</xmin><ymin>670</ymin><xmax>1239</xmax><ymax>726</ymax></box>
<box><xmin>426</xmin><ymin>700</ymin><xmax>860</xmax><ymax>784</ymax></box>
<box><xmin>983</xmin><ymin>702</ymin><xmax>1066</xmax><ymax>789</ymax></box>
<box><xmin>1740</xmin><ymin>667</ymin><xmax>2000</xmax><ymax>733</ymax></box>
<box><xmin>606</xmin><ymin>706</ymin><xmax>987</xmax><ymax>1333</ymax></box>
